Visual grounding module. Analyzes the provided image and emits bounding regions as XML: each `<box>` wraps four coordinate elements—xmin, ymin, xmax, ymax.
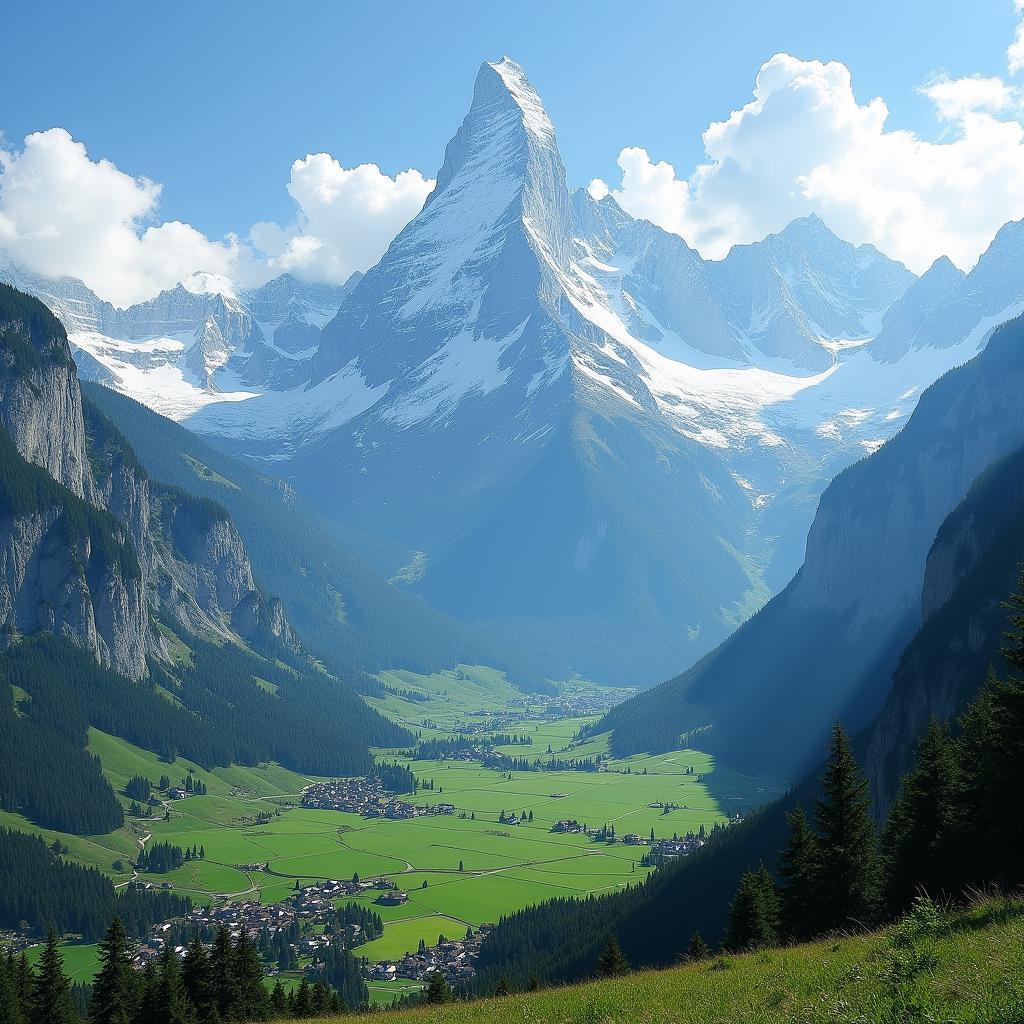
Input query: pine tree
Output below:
<box><xmin>685</xmin><ymin>931</ymin><xmax>710</xmax><ymax>961</ymax></box>
<box><xmin>269</xmin><ymin>980</ymin><xmax>286</xmax><ymax>1016</ymax></box>
<box><xmin>310</xmin><ymin>982</ymin><xmax>330</xmax><ymax>1015</ymax></box>
<box><xmin>152</xmin><ymin>945</ymin><xmax>192</xmax><ymax>1024</ymax></box>
<box><xmin>1</xmin><ymin>955</ymin><xmax>25</xmax><ymax>1024</ymax></box>
<box><xmin>595</xmin><ymin>935</ymin><xmax>630</xmax><ymax>977</ymax></box>
<box><xmin>778</xmin><ymin>804</ymin><xmax>820</xmax><ymax>940</ymax></box>
<box><xmin>89</xmin><ymin>918</ymin><xmax>137</xmax><ymax>1024</ymax></box>
<box><xmin>135</xmin><ymin>962</ymin><xmax>160</xmax><ymax>1024</ymax></box>
<box><xmin>494</xmin><ymin>976</ymin><xmax>511</xmax><ymax>997</ymax></box>
<box><xmin>423</xmin><ymin>970</ymin><xmax>451</xmax><ymax>1004</ymax></box>
<box><xmin>30</xmin><ymin>932</ymin><xmax>75</xmax><ymax>1024</ymax></box>
<box><xmin>208</xmin><ymin>927</ymin><xmax>237</xmax><ymax>1021</ymax></box>
<box><xmin>957</xmin><ymin>664</ymin><xmax>1024</xmax><ymax>890</ymax></box>
<box><xmin>881</xmin><ymin>719</ymin><xmax>961</xmax><ymax>912</ymax></box>
<box><xmin>292</xmin><ymin>979</ymin><xmax>312</xmax><ymax>1018</ymax></box>
<box><xmin>724</xmin><ymin>867</ymin><xmax>778</xmax><ymax>951</ymax></box>
<box><xmin>813</xmin><ymin>722</ymin><xmax>879</xmax><ymax>930</ymax></box>
<box><xmin>180</xmin><ymin>937</ymin><xmax>213</xmax><ymax>1023</ymax></box>
<box><xmin>232</xmin><ymin>931</ymin><xmax>269</xmax><ymax>1021</ymax></box>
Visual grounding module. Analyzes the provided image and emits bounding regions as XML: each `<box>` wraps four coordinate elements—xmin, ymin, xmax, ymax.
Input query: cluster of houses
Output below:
<box><xmin>125</xmin><ymin>877</ymin><xmax>397</xmax><ymax>971</ymax></box>
<box><xmin>125</xmin><ymin>876</ymin><xmax>491</xmax><ymax>988</ymax></box>
<box><xmin>301</xmin><ymin>778</ymin><xmax>454</xmax><ymax>820</ymax></box>
<box><xmin>366</xmin><ymin>926</ymin><xmax>493</xmax><ymax>984</ymax></box>
<box><xmin>0</xmin><ymin>929</ymin><xmax>35</xmax><ymax>955</ymax></box>
<box><xmin>550</xmin><ymin>819</ymin><xmax>734</xmax><ymax>863</ymax></box>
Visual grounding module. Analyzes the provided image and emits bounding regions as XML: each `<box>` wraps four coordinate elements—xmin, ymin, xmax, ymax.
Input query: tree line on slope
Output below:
<box><xmin>723</xmin><ymin>596</ymin><xmax>1024</xmax><ymax>952</ymax></box>
<box><xmin>0</xmin><ymin>629</ymin><xmax>410</xmax><ymax>836</ymax></box>
<box><xmin>0</xmin><ymin>829</ymin><xmax>190</xmax><ymax>942</ymax></box>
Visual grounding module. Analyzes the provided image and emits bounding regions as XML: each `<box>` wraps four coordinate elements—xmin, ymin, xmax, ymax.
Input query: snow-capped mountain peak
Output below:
<box><xmin>6</xmin><ymin>55</ymin><xmax>1024</xmax><ymax>686</ymax></box>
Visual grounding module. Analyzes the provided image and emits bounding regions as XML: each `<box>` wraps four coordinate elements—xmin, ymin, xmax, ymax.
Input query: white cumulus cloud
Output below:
<box><xmin>0</xmin><ymin>129</ymin><xmax>243</xmax><ymax>307</ymax></box>
<box><xmin>251</xmin><ymin>155</ymin><xmax>434</xmax><ymax>285</ymax></box>
<box><xmin>919</xmin><ymin>74</ymin><xmax>1016</xmax><ymax>121</ymax></box>
<box><xmin>592</xmin><ymin>52</ymin><xmax>1024</xmax><ymax>273</ymax></box>
<box><xmin>0</xmin><ymin>129</ymin><xmax>434</xmax><ymax>306</ymax></box>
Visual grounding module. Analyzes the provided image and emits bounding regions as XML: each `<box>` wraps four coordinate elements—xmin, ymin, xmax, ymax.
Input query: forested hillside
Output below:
<box><xmin>0</xmin><ymin>283</ymin><xmax>409</xmax><ymax>838</ymax></box>
<box><xmin>468</xmin><ymin>438</ymin><xmax>1024</xmax><ymax>991</ymax></box>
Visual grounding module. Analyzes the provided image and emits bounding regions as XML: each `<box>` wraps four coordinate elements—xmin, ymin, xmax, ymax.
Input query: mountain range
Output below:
<box><xmin>5</xmin><ymin>51</ymin><xmax>1024</xmax><ymax>1000</ymax></box>
<box><xmin>3</xmin><ymin>58</ymin><xmax>1024</xmax><ymax>688</ymax></box>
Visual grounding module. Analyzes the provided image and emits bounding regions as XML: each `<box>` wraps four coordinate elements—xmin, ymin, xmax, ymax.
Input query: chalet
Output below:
<box><xmin>376</xmin><ymin>891</ymin><xmax>409</xmax><ymax>907</ymax></box>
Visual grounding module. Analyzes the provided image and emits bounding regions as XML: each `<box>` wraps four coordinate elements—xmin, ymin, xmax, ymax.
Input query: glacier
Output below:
<box><xmin>3</xmin><ymin>57</ymin><xmax>1023</xmax><ymax>685</ymax></box>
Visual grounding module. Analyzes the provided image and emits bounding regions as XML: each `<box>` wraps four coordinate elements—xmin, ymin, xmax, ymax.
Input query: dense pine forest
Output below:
<box><xmin>0</xmin><ymin>830</ymin><xmax>189</xmax><ymax>941</ymax></box>
<box><xmin>0</xmin><ymin>920</ymin><xmax>368</xmax><ymax>1024</ymax></box>
<box><xmin>0</xmin><ymin>631</ymin><xmax>409</xmax><ymax>836</ymax></box>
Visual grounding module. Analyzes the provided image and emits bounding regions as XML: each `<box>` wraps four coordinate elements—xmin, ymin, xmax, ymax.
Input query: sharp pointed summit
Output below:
<box><xmin>4</xmin><ymin>56</ymin><xmax>1019</xmax><ymax>687</ymax></box>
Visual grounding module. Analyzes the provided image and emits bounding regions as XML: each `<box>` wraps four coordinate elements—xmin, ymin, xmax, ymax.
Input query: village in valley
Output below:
<box><xmin>124</xmin><ymin>877</ymin><xmax>492</xmax><ymax>988</ymax></box>
<box><xmin>2</xmin><ymin>669</ymin><xmax>775</xmax><ymax>1007</ymax></box>
<box><xmin>300</xmin><ymin>777</ymin><xmax>455</xmax><ymax>820</ymax></box>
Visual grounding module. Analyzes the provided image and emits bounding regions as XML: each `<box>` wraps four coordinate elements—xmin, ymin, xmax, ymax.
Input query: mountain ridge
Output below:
<box><xmin>1</xmin><ymin>57</ymin><xmax>1017</xmax><ymax>684</ymax></box>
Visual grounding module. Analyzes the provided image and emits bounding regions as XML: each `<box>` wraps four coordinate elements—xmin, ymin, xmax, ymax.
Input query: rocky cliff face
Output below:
<box><xmin>0</xmin><ymin>283</ymin><xmax>299</xmax><ymax>679</ymax></box>
<box><xmin>0</xmin><ymin>430</ymin><xmax>148</xmax><ymax>679</ymax></box>
<box><xmin>603</xmin><ymin>313</ymin><xmax>1024</xmax><ymax>777</ymax></box>
<box><xmin>0</xmin><ymin>285</ymin><xmax>93</xmax><ymax>500</ymax></box>
<box><xmin>150</xmin><ymin>485</ymin><xmax>296</xmax><ymax>651</ymax></box>
<box><xmin>863</xmin><ymin>446</ymin><xmax>1024</xmax><ymax>811</ymax></box>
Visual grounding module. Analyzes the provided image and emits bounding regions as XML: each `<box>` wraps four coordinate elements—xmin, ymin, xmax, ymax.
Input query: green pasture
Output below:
<box><xmin>27</xmin><ymin>942</ymin><xmax>101</xmax><ymax>983</ymax></box>
<box><xmin>6</xmin><ymin>673</ymin><xmax>784</xmax><ymax>971</ymax></box>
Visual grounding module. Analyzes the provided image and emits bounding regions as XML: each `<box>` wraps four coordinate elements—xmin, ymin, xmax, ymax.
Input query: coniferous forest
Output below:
<box><xmin>0</xmin><ymin>830</ymin><xmax>190</xmax><ymax>941</ymax></box>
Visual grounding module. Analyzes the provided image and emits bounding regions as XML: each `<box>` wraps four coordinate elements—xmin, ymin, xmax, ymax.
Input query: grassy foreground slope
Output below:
<box><xmin>330</xmin><ymin>899</ymin><xmax>1024</xmax><ymax>1024</ymax></box>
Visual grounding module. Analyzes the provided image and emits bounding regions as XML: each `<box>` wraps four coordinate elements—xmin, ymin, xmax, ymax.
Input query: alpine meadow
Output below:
<box><xmin>3</xmin><ymin>4</ymin><xmax>1024</xmax><ymax>1023</ymax></box>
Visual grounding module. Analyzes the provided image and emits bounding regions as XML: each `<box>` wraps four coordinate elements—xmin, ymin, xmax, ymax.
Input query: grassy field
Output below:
<box><xmin>320</xmin><ymin>898</ymin><xmax>1024</xmax><ymax>1024</ymax></box>
<box><xmin>8</xmin><ymin>666</ymin><xmax>783</xmax><ymax>982</ymax></box>
<box><xmin>26</xmin><ymin>941</ymin><xmax>102</xmax><ymax>983</ymax></box>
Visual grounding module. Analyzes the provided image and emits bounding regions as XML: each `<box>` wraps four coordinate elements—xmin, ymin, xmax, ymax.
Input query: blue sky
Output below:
<box><xmin>3</xmin><ymin>1</ymin><xmax>1024</xmax><ymax>304</ymax></box>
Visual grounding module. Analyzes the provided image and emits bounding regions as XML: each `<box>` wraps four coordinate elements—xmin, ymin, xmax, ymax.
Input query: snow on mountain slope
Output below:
<box><xmin>2</xmin><ymin>57</ymin><xmax>1022</xmax><ymax>685</ymax></box>
<box><xmin>0</xmin><ymin>257</ymin><xmax>358</xmax><ymax>420</ymax></box>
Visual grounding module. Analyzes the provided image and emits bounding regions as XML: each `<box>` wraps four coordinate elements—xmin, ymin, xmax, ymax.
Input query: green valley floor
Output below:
<box><xmin>4</xmin><ymin>665</ymin><xmax>784</xmax><ymax>1004</ymax></box>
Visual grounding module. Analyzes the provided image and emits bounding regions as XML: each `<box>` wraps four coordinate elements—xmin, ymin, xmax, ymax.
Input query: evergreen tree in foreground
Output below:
<box><xmin>813</xmin><ymin>723</ymin><xmax>879</xmax><ymax>931</ymax></box>
<box><xmin>595</xmin><ymin>935</ymin><xmax>631</xmax><ymax>977</ymax></box>
<box><xmin>957</xmin><ymin>667</ymin><xmax>1024</xmax><ymax>890</ymax></box>
<box><xmin>181</xmin><ymin>936</ymin><xmax>214</xmax><ymax>1023</ymax></box>
<box><xmin>30</xmin><ymin>933</ymin><xmax>76</xmax><ymax>1024</ymax></box>
<box><xmin>89</xmin><ymin>917</ymin><xmax>137</xmax><ymax>1024</ymax></box>
<box><xmin>724</xmin><ymin>866</ymin><xmax>779</xmax><ymax>951</ymax></box>
<box><xmin>881</xmin><ymin>718</ymin><xmax>961</xmax><ymax>912</ymax></box>
<box><xmin>152</xmin><ymin>944</ymin><xmax>192</xmax><ymax>1024</ymax></box>
<box><xmin>231</xmin><ymin>930</ymin><xmax>269</xmax><ymax>1021</ymax></box>
<box><xmin>778</xmin><ymin>804</ymin><xmax>820</xmax><ymax>941</ymax></box>
<box><xmin>0</xmin><ymin>953</ymin><xmax>26</xmax><ymax>1024</ymax></box>
<box><xmin>423</xmin><ymin>969</ymin><xmax>452</xmax><ymax>1004</ymax></box>
<box><xmin>209</xmin><ymin>927</ymin><xmax>238</xmax><ymax>1021</ymax></box>
<box><xmin>685</xmin><ymin>931</ymin><xmax>711</xmax><ymax>961</ymax></box>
